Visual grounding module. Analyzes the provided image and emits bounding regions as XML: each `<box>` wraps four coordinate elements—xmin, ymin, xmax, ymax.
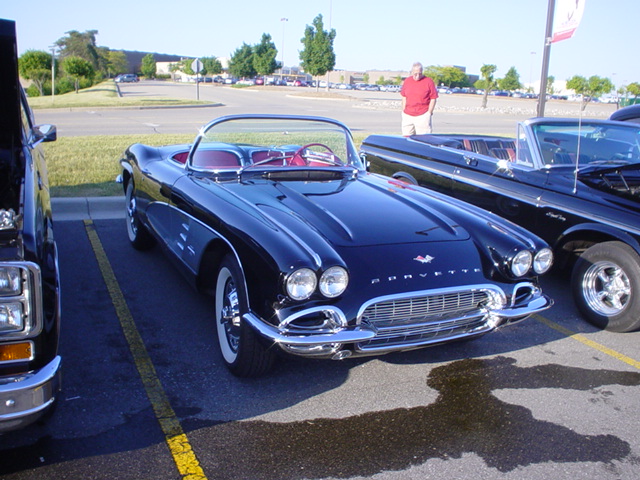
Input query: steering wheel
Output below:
<box><xmin>292</xmin><ymin>143</ymin><xmax>341</xmax><ymax>166</ymax></box>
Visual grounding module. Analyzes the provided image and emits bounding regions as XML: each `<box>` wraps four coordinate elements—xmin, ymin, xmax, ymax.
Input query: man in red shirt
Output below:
<box><xmin>400</xmin><ymin>62</ymin><xmax>438</xmax><ymax>136</ymax></box>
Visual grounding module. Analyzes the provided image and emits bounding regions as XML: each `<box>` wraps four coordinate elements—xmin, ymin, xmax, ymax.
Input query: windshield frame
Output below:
<box><xmin>187</xmin><ymin>114</ymin><xmax>363</xmax><ymax>174</ymax></box>
<box><xmin>522</xmin><ymin>119</ymin><xmax>640</xmax><ymax>170</ymax></box>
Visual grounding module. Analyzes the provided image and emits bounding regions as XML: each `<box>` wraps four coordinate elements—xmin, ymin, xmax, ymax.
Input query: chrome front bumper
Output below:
<box><xmin>244</xmin><ymin>287</ymin><xmax>553</xmax><ymax>359</ymax></box>
<box><xmin>0</xmin><ymin>356</ymin><xmax>62</xmax><ymax>433</ymax></box>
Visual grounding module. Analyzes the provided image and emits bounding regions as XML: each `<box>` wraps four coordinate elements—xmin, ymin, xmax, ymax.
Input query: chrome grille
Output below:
<box><xmin>357</xmin><ymin>289</ymin><xmax>500</xmax><ymax>352</ymax></box>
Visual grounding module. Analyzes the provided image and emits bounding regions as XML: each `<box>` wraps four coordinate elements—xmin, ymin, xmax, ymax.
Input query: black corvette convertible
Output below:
<box><xmin>119</xmin><ymin>114</ymin><xmax>552</xmax><ymax>377</ymax></box>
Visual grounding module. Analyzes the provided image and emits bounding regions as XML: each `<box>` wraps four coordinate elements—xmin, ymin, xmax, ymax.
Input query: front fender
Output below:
<box><xmin>557</xmin><ymin>222</ymin><xmax>640</xmax><ymax>257</ymax></box>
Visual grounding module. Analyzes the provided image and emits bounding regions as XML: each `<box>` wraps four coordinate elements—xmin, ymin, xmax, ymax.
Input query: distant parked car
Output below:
<box><xmin>610</xmin><ymin>104</ymin><xmax>640</xmax><ymax>124</ymax></box>
<box><xmin>115</xmin><ymin>74</ymin><xmax>139</xmax><ymax>83</ymax></box>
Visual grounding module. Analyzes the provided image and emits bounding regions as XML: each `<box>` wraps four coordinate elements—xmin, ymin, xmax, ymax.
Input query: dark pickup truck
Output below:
<box><xmin>0</xmin><ymin>19</ymin><xmax>61</xmax><ymax>432</ymax></box>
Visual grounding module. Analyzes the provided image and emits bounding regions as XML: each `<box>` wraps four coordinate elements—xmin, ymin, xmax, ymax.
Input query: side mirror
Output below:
<box><xmin>33</xmin><ymin>124</ymin><xmax>57</xmax><ymax>143</ymax></box>
<box><xmin>359</xmin><ymin>153</ymin><xmax>370</xmax><ymax>170</ymax></box>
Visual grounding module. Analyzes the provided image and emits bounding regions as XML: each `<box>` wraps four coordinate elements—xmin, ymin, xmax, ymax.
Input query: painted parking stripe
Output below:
<box><xmin>84</xmin><ymin>220</ymin><xmax>207</xmax><ymax>480</ymax></box>
<box><xmin>535</xmin><ymin>315</ymin><xmax>640</xmax><ymax>371</ymax></box>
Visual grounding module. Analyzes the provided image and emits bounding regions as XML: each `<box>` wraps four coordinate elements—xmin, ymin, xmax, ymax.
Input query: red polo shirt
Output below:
<box><xmin>401</xmin><ymin>76</ymin><xmax>438</xmax><ymax>116</ymax></box>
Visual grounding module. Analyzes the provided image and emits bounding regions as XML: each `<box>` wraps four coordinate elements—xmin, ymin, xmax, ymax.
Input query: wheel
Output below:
<box><xmin>572</xmin><ymin>241</ymin><xmax>640</xmax><ymax>332</ymax></box>
<box><xmin>215</xmin><ymin>254</ymin><xmax>275</xmax><ymax>377</ymax></box>
<box><xmin>125</xmin><ymin>182</ymin><xmax>155</xmax><ymax>250</ymax></box>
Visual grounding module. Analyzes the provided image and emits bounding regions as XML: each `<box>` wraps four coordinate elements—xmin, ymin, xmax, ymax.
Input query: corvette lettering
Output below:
<box><xmin>371</xmin><ymin>267</ymin><xmax>482</xmax><ymax>284</ymax></box>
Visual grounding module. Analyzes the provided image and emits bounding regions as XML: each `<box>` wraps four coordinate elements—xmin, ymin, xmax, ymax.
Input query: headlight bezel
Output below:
<box><xmin>0</xmin><ymin>262</ymin><xmax>41</xmax><ymax>339</ymax></box>
<box><xmin>0</xmin><ymin>266</ymin><xmax>22</xmax><ymax>296</ymax></box>
<box><xmin>286</xmin><ymin>268</ymin><xmax>318</xmax><ymax>301</ymax></box>
<box><xmin>533</xmin><ymin>248</ymin><xmax>554</xmax><ymax>275</ymax></box>
<box><xmin>319</xmin><ymin>266</ymin><xmax>349</xmax><ymax>298</ymax></box>
<box><xmin>510</xmin><ymin>250</ymin><xmax>533</xmax><ymax>277</ymax></box>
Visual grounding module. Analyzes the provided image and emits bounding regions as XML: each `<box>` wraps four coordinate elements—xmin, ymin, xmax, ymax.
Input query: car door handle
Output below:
<box><xmin>463</xmin><ymin>155</ymin><xmax>478</xmax><ymax>167</ymax></box>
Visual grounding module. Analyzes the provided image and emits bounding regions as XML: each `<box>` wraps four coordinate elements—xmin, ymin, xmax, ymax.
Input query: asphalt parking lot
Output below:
<box><xmin>1</xmin><ymin>86</ymin><xmax>638</xmax><ymax>479</ymax></box>
<box><xmin>0</xmin><ymin>199</ymin><xmax>638</xmax><ymax>480</ymax></box>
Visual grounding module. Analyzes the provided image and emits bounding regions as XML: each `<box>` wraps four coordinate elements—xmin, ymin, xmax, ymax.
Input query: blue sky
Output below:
<box><xmin>3</xmin><ymin>0</ymin><xmax>637</xmax><ymax>88</ymax></box>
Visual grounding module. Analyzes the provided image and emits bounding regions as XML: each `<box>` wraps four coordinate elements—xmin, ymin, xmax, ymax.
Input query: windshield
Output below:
<box><xmin>189</xmin><ymin>116</ymin><xmax>362</xmax><ymax>171</ymax></box>
<box><xmin>530</xmin><ymin>122</ymin><xmax>640</xmax><ymax>168</ymax></box>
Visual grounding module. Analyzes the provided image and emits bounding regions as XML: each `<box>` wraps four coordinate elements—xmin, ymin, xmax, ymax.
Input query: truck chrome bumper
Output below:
<box><xmin>0</xmin><ymin>356</ymin><xmax>62</xmax><ymax>433</ymax></box>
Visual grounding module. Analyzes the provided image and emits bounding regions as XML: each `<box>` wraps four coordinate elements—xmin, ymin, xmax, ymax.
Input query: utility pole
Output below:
<box><xmin>536</xmin><ymin>0</ymin><xmax>555</xmax><ymax>117</ymax></box>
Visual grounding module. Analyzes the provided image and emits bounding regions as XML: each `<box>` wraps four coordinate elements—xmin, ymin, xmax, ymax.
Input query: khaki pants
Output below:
<box><xmin>402</xmin><ymin>111</ymin><xmax>433</xmax><ymax>136</ymax></box>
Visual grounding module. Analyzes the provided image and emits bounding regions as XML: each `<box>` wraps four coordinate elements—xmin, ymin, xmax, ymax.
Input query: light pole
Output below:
<box><xmin>529</xmin><ymin>51</ymin><xmax>536</xmax><ymax>92</ymax></box>
<box><xmin>280</xmin><ymin>18</ymin><xmax>288</xmax><ymax>81</ymax></box>
<box><xmin>49</xmin><ymin>45</ymin><xmax>57</xmax><ymax>99</ymax></box>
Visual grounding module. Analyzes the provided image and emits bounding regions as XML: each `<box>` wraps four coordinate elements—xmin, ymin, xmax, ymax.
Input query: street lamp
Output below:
<box><xmin>529</xmin><ymin>51</ymin><xmax>536</xmax><ymax>92</ymax></box>
<box><xmin>280</xmin><ymin>18</ymin><xmax>288</xmax><ymax>80</ymax></box>
<box><xmin>49</xmin><ymin>45</ymin><xmax>57</xmax><ymax>99</ymax></box>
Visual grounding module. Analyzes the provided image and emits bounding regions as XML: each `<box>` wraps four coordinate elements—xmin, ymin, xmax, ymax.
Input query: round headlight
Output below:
<box><xmin>511</xmin><ymin>250</ymin><xmax>533</xmax><ymax>277</ymax></box>
<box><xmin>286</xmin><ymin>268</ymin><xmax>317</xmax><ymax>301</ymax></box>
<box><xmin>533</xmin><ymin>248</ymin><xmax>553</xmax><ymax>275</ymax></box>
<box><xmin>319</xmin><ymin>266</ymin><xmax>349</xmax><ymax>298</ymax></box>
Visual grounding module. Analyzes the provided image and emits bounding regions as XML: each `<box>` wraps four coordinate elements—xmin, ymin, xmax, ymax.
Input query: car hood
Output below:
<box><xmin>0</xmin><ymin>20</ymin><xmax>22</xmax><ymax>156</ymax></box>
<box><xmin>222</xmin><ymin>172</ymin><xmax>471</xmax><ymax>247</ymax></box>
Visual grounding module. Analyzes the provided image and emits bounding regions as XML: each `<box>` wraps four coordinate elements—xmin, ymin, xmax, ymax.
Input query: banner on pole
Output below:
<box><xmin>552</xmin><ymin>0</ymin><xmax>586</xmax><ymax>43</ymax></box>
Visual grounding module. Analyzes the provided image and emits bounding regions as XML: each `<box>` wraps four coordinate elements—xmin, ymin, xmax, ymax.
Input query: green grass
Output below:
<box><xmin>45</xmin><ymin>133</ymin><xmax>369</xmax><ymax>197</ymax></box>
<box><xmin>46</xmin><ymin>134</ymin><xmax>193</xmax><ymax>197</ymax></box>
<box><xmin>29</xmin><ymin>80</ymin><xmax>210</xmax><ymax>109</ymax></box>
<box><xmin>35</xmin><ymin>81</ymin><xmax>371</xmax><ymax>197</ymax></box>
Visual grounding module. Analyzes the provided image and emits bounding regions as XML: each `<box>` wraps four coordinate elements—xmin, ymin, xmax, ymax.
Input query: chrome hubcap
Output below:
<box><xmin>127</xmin><ymin>195</ymin><xmax>137</xmax><ymax>235</ymax></box>
<box><xmin>582</xmin><ymin>261</ymin><xmax>631</xmax><ymax>316</ymax></box>
<box><xmin>220</xmin><ymin>281</ymin><xmax>241</xmax><ymax>353</ymax></box>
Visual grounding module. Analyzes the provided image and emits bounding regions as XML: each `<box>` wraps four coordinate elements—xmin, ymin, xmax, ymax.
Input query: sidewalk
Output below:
<box><xmin>52</xmin><ymin>196</ymin><xmax>125</xmax><ymax>221</ymax></box>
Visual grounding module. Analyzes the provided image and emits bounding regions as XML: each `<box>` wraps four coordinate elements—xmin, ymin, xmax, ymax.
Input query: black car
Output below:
<box><xmin>119</xmin><ymin>114</ymin><xmax>552</xmax><ymax>377</ymax></box>
<box><xmin>610</xmin><ymin>104</ymin><xmax>640</xmax><ymax>124</ymax></box>
<box><xmin>362</xmin><ymin>117</ymin><xmax>640</xmax><ymax>332</ymax></box>
<box><xmin>0</xmin><ymin>19</ymin><xmax>61</xmax><ymax>431</ymax></box>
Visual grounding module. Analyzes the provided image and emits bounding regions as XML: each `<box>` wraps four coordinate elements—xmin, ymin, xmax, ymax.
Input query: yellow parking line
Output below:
<box><xmin>84</xmin><ymin>220</ymin><xmax>207</xmax><ymax>480</ymax></box>
<box><xmin>535</xmin><ymin>314</ymin><xmax>640</xmax><ymax>371</ymax></box>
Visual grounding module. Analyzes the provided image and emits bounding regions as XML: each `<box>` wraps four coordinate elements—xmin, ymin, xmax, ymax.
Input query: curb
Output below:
<box><xmin>52</xmin><ymin>196</ymin><xmax>125</xmax><ymax>221</ymax></box>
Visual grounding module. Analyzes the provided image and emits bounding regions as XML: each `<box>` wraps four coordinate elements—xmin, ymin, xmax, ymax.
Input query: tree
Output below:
<box><xmin>546</xmin><ymin>75</ymin><xmax>555</xmax><ymax>95</ymax></box>
<box><xmin>228</xmin><ymin>43</ymin><xmax>256</xmax><ymax>79</ymax></box>
<box><xmin>140</xmin><ymin>53</ymin><xmax>156</xmax><ymax>78</ymax></box>
<box><xmin>56</xmin><ymin>30</ymin><xmax>102</xmax><ymax>70</ymax></box>
<box><xmin>499</xmin><ymin>66</ymin><xmax>521</xmax><ymax>92</ymax></box>
<box><xmin>424</xmin><ymin>65</ymin><xmax>468</xmax><ymax>87</ymax></box>
<box><xmin>107</xmin><ymin>50</ymin><xmax>128</xmax><ymax>77</ymax></box>
<box><xmin>62</xmin><ymin>56</ymin><xmax>95</xmax><ymax>93</ymax></box>
<box><xmin>566</xmin><ymin>75</ymin><xmax>614</xmax><ymax>110</ymax></box>
<box><xmin>424</xmin><ymin>66</ymin><xmax>443</xmax><ymax>85</ymax></box>
<box><xmin>202</xmin><ymin>57</ymin><xmax>222</xmax><ymax>76</ymax></box>
<box><xmin>19</xmin><ymin>50</ymin><xmax>52</xmax><ymax>96</ymax></box>
<box><xmin>299</xmin><ymin>14</ymin><xmax>336</xmax><ymax>90</ymax></box>
<box><xmin>440</xmin><ymin>66</ymin><xmax>468</xmax><ymax>88</ymax></box>
<box><xmin>479</xmin><ymin>64</ymin><xmax>497</xmax><ymax>108</ymax></box>
<box><xmin>625</xmin><ymin>82</ymin><xmax>640</xmax><ymax>100</ymax></box>
<box><xmin>253</xmin><ymin>33</ymin><xmax>278</xmax><ymax>77</ymax></box>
